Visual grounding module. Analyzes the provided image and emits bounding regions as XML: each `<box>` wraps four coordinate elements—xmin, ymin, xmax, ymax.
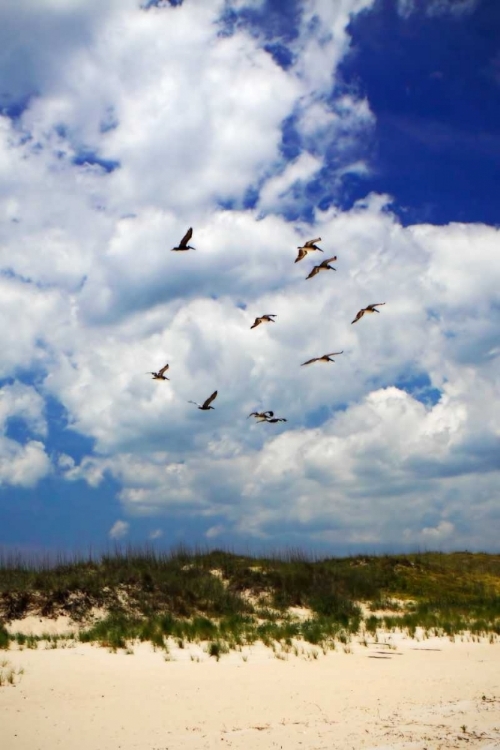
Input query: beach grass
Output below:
<box><xmin>0</xmin><ymin>547</ymin><xmax>499</xmax><ymax>650</ymax></box>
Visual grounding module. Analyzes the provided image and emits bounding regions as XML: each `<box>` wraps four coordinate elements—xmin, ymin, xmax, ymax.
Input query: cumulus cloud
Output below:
<box><xmin>109</xmin><ymin>520</ymin><xmax>130</xmax><ymax>540</ymax></box>
<box><xmin>397</xmin><ymin>0</ymin><xmax>479</xmax><ymax>18</ymax></box>
<box><xmin>0</xmin><ymin>382</ymin><xmax>51</xmax><ymax>488</ymax></box>
<box><xmin>0</xmin><ymin>0</ymin><xmax>499</xmax><ymax>551</ymax></box>
<box><xmin>0</xmin><ymin>440</ymin><xmax>51</xmax><ymax>489</ymax></box>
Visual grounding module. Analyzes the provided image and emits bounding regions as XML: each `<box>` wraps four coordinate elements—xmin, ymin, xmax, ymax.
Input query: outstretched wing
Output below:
<box><xmin>351</xmin><ymin>309</ymin><xmax>365</xmax><ymax>324</ymax></box>
<box><xmin>306</xmin><ymin>266</ymin><xmax>319</xmax><ymax>279</ymax></box>
<box><xmin>202</xmin><ymin>390</ymin><xmax>218</xmax><ymax>409</ymax></box>
<box><xmin>322</xmin><ymin>255</ymin><xmax>337</xmax><ymax>265</ymax></box>
<box><xmin>250</xmin><ymin>317</ymin><xmax>261</xmax><ymax>329</ymax></box>
<box><xmin>301</xmin><ymin>357</ymin><xmax>318</xmax><ymax>366</ymax></box>
<box><xmin>158</xmin><ymin>364</ymin><xmax>169</xmax><ymax>377</ymax></box>
<box><xmin>368</xmin><ymin>302</ymin><xmax>386</xmax><ymax>310</ymax></box>
<box><xmin>304</xmin><ymin>237</ymin><xmax>321</xmax><ymax>247</ymax></box>
<box><xmin>295</xmin><ymin>247</ymin><xmax>307</xmax><ymax>263</ymax></box>
<box><xmin>325</xmin><ymin>351</ymin><xmax>343</xmax><ymax>357</ymax></box>
<box><xmin>179</xmin><ymin>227</ymin><xmax>193</xmax><ymax>247</ymax></box>
<box><xmin>187</xmin><ymin>400</ymin><xmax>200</xmax><ymax>407</ymax></box>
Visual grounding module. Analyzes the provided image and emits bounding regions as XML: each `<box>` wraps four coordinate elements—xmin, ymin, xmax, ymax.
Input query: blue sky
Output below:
<box><xmin>0</xmin><ymin>0</ymin><xmax>499</xmax><ymax>556</ymax></box>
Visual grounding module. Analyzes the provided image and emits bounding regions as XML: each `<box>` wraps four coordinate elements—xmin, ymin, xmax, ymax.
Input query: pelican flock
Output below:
<box><xmin>146</xmin><ymin>227</ymin><xmax>386</xmax><ymax>426</ymax></box>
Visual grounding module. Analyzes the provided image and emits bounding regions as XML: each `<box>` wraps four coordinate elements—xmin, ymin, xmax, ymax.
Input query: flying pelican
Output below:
<box><xmin>171</xmin><ymin>227</ymin><xmax>195</xmax><ymax>251</ymax></box>
<box><xmin>188</xmin><ymin>390</ymin><xmax>218</xmax><ymax>410</ymax></box>
<box><xmin>147</xmin><ymin>364</ymin><xmax>170</xmax><ymax>380</ymax></box>
<box><xmin>306</xmin><ymin>256</ymin><xmax>337</xmax><ymax>279</ymax></box>
<box><xmin>295</xmin><ymin>237</ymin><xmax>323</xmax><ymax>263</ymax></box>
<box><xmin>248</xmin><ymin>410</ymin><xmax>274</xmax><ymax>420</ymax></box>
<box><xmin>301</xmin><ymin>351</ymin><xmax>343</xmax><ymax>366</ymax></box>
<box><xmin>251</xmin><ymin>314</ymin><xmax>277</xmax><ymax>329</ymax></box>
<box><xmin>351</xmin><ymin>303</ymin><xmax>386</xmax><ymax>324</ymax></box>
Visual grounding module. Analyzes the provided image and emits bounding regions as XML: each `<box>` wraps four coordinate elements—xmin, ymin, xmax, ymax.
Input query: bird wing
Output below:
<box><xmin>250</xmin><ymin>318</ymin><xmax>261</xmax><ymax>328</ymax></box>
<box><xmin>265</xmin><ymin>410</ymin><xmax>274</xmax><ymax>417</ymax></box>
<box><xmin>301</xmin><ymin>358</ymin><xmax>318</xmax><ymax>366</ymax></box>
<box><xmin>295</xmin><ymin>248</ymin><xmax>307</xmax><ymax>263</ymax></box>
<box><xmin>263</xmin><ymin>315</ymin><xmax>277</xmax><ymax>321</ymax></box>
<box><xmin>158</xmin><ymin>364</ymin><xmax>169</xmax><ymax>377</ymax></box>
<box><xmin>325</xmin><ymin>351</ymin><xmax>343</xmax><ymax>357</ymax></box>
<box><xmin>248</xmin><ymin>412</ymin><xmax>258</xmax><ymax>418</ymax></box>
<box><xmin>187</xmin><ymin>400</ymin><xmax>200</xmax><ymax>407</ymax></box>
<box><xmin>322</xmin><ymin>256</ymin><xmax>337</xmax><ymax>265</ymax></box>
<box><xmin>306</xmin><ymin>266</ymin><xmax>319</xmax><ymax>279</ymax></box>
<box><xmin>368</xmin><ymin>302</ymin><xmax>386</xmax><ymax>309</ymax></box>
<box><xmin>304</xmin><ymin>237</ymin><xmax>321</xmax><ymax>247</ymax></box>
<box><xmin>179</xmin><ymin>227</ymin><xmax>193</xmax><ymax>247</ymax></box>
<box><xmin>351</xmin><ymin>309</ymin><xmax>364</xmax><ymax>324</ymax></box>
<box><xmin>203</xmin><ymin>390</ymin><xmax>218</xmax><ymax>408</ymax></box>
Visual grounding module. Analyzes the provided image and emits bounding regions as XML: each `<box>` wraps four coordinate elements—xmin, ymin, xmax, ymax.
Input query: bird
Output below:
<box><xmin>251</xmin><ymin>314</ymin><xmax>277</xmax><ymax>329</ymax></box>
<box><xmin>262</xmin><ymin>417</ymin><xmax>287</xmax><ymax>424</ymax></box>
<box><xmin>188</xmin><ymin>390</ymin><xmax>218</xmax><ymax>410</ymax></box>
<box><xmin>147</xmin><ymin>364</ymin><xmax>170</xmax><ymax>380</ymax></box>
<box><xmin>248</xmin><ymin>410</ymin><xmax>274</xmax><ymax>420</ymax></box>
<box><xmin>171</xmin><ymin>227</ymin><xmax>195</xmax><ymax>251</ymax></box>
<box><xmin>295</xmin><ymin>237</ymin><xmax>323</xmax><ymax>263</ymax></box>
<box><xmin>351</xmin><ymin>303</ymin><xmax>386</xmax><ymax>324</ymax></box>
<box><xmin>301</xmin><ymin>351</ymin><xmax>343</xmax><ymax>366</ymax></box>
<box><xmin>306</xmin><ymin>256</ymin><xmax>337</xmax><ymax>279</ymax></box>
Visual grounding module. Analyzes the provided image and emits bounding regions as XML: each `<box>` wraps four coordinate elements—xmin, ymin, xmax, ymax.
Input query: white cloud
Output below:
<box><xmin>397</xmin><ymin>0</ymin><xmax>478</xmax><ymax>18</ymax></box>
<box><xmin>418</xmin><ymin>520</ymin><xmax>455</xmax><ymax>541</ymax></box>
<box><xmin>0</xmin><ymin>439</ymin><xmax>51</xmax><ymax>488</ymax></box>
<box><xmin>0</xmin><ymin>0</ymin><xmax>498</xmax><ymax>551</ymax></box>
<box><xmin>0</xmin><ymin>383</ymin><xmax>51</xmax><ymax>488</ymax></box>
<box><xmin>0</xmin><ymin>382</ymin><xmax>47</xmax><ymax>437</ymax></box>
<box><xmin>109</xmin><ymin>520</ymin><xmax>130</xmax><ymax>540</ymax></box>
<box><xmin>258</xmin><ymin>153</ymin><xmax>323</xmax><ymax>212</ymax></box>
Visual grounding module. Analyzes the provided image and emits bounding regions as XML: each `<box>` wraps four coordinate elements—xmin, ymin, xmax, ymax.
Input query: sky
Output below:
<box><xmin>0</xmin><ymin>0</ymin><xmax>499</xmax><ymax>557</ymax></box>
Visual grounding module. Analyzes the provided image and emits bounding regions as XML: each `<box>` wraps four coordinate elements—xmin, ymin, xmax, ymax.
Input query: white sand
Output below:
<box><xmin>1</xmin><ymin>634</ymin><xmax>499</xmax><ymax>749</ymax></box>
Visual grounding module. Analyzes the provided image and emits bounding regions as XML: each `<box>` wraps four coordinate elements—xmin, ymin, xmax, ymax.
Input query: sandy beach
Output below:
<box><xmin>1</xmin><ymin>631</ymin><xmax>499</xmax><ymax>750</ymax></box>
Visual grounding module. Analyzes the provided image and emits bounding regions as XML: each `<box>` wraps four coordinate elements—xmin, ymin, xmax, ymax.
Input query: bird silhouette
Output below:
<box><xmin>306</xmin><ymin>256</ymin><xmax>337</xmax><ymax>279</ymax></box>
<box><xmin>147</xmin><ymin>364</ymin><xmax>170</xmax><ymax>380</ymax></box>
<box><xmin>295</xmin><ymin>237</ymin><xmax>323</xmax><ymax>263</ymax></box>
<box><xmin>251</xmin><ymin>314</ymin><xmax>277</xmax><ymax>329</ymax></box>
<box><xmin>248</xmin><ymin>410</ymin><xmax>274</xmax><ymax>420</ymax></box>
<box><xmin>301</xmin><ymin>351</ymin><xmax>343</xmax><ymax>366</ymax></box>
<box><xmin>188</xmin><ymin>390</ymin><xmax>218</xmax><ymax>410</ymax></box>
<box><xmin>171</xmin><ymin>227</ymin><xmax>196</xmax><ymax>251</ymax></box>
<box><xmin>351</xmin><ymin>303</ymin><xmax>386</xmax><ymax>324</ymax></box>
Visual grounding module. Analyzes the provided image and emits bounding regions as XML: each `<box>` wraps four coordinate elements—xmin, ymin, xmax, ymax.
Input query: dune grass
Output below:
<box><xmin>0</xmin><ymin>547</ymin><xmax>498</xmax><ymax>651</ymax></box>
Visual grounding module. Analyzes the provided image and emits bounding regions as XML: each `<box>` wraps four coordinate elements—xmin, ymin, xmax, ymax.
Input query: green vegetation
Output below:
<box><xmin>0</xmin><ymin>547</ymin><xmax>499</xmax><ymax>652</ymax></box>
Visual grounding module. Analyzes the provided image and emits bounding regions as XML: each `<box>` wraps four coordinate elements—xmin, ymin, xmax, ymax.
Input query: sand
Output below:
<box><xmin>1</xmin><ymin>633</ymin><xmax>499</xmax><ymax>750</ymax></box>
